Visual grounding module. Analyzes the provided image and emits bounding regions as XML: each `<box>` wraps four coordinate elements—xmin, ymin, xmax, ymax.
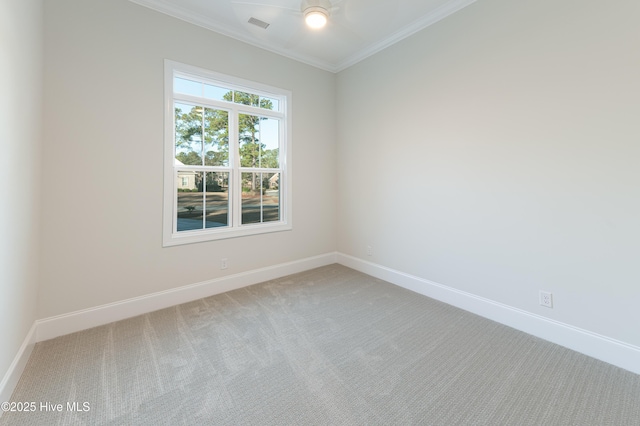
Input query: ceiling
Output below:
<box><xmin>129</xmin><ymin>0</ymin><xmax>476</xmax><ymax>73</ymax></box>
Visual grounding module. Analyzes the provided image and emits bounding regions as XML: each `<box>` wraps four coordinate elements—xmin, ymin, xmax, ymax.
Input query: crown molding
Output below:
<box><xmin>128</xmin><ymin>0</ymin><xmax>339</xmax><ymax>72</ymax></box>
<box><xmin>334</xmin><ymin>0</ymin><xmax>477</xmax><ymax>72</ymax></box>
<box><xmin>129</xmin><ymin>0</ymin><xmax>476</xmax><ymax>74</ymax></box>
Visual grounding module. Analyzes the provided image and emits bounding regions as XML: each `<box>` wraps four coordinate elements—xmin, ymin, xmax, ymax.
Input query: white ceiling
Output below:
<box><xmin>129</xmin><ymin>0</ymin><xmax>476</xmax><ymax>73</ymax></box>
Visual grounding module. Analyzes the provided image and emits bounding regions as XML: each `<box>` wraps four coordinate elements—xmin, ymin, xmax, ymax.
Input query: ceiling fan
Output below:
<box><xmin>230</xmin><ymin>0</ymin><xmax>365</xmax><ymax>54</ymax></box>
<box><xmin>300</xmin><ymin>0</ymin><xmax>337</xmax><ymax>28</ymax></box>
<box><xmin>232</xmin><ymin>0</ymin><xmax>342</xmax><ymax>29</ymax></box>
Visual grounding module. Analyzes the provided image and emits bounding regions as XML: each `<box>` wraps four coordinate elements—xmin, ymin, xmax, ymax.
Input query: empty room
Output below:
<box><xmin>1</xmin><ymin>0</ymin><xmax>639</xmax><ymax>424</ymax></box>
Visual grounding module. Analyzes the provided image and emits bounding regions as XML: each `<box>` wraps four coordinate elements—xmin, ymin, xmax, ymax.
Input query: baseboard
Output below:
<box><xmin>10</xmin><ymin>248</ymin><xmax>637</xmax><ymax>411</ymax></box>
<box><xmin>36</xmin><ymin>252</ymin><xmax>338</xmax><ymax>342</ymax></box>
<box><xmin>337</xmin><ymin>253</ymin><xmax>640</xmax><ymax>376</ymax></box>
<box><xmin>0</xmin><ymin>323</ymin><xmax>37</xmax><ymax>415</ymax></box>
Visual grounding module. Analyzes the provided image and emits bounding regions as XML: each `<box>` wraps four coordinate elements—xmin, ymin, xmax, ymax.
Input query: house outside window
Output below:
<box><xmin>163</xmin><ymin>60</ymin><xmax>292</xmax><ymax>246</ymax></box>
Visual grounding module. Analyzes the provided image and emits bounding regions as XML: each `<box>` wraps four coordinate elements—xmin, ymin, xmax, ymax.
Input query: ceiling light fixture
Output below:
<box><xmin>304</xmin><ymin>6</ymin><xmax>328</xmax><ymax>29</ymax></box>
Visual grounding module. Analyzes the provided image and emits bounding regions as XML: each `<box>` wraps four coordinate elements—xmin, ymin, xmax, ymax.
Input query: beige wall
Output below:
<box><xmin>38</xmin><ymin>0</ymin><xmax>337</xmax><ymax>317</ymax></box>
<box><xmin>0</xmin><ymin>0</ymin><xmax>43</xmax><ymax>381</ymax></box>
<box><xmin>337</xmin><ymin>0</ymin><xmax>640</xmax><ymax>346</ymax></box>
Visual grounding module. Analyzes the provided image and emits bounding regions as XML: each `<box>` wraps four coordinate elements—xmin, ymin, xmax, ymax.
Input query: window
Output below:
<box><xmin>163</xmin><ymin>60</ymin><xmax>292</xmax><ymax>246</ymax></box>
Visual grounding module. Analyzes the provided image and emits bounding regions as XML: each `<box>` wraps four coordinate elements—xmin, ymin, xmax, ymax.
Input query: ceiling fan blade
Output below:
<box><xmin>328</xmin><ymin>0</ymin><xmax>343</xmax><ymax>13</ymax></box>
<box><xmin>300</xmin><ymin>0</ymin><xmax>344</xmax><ymax>14</ymax></box>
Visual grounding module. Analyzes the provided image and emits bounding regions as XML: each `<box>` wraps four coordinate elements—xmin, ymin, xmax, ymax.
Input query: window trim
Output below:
<box><xmin>163</xmin><ymin>60</ymin><xmax>292</xmax><ymax>247</ymax></box>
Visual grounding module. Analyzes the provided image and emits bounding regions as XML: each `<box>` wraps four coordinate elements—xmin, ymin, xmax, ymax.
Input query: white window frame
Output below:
<box><xmin>163</xmin><ymin>60</ymin><xmax>292</xmax><ymax>246</ymax></box>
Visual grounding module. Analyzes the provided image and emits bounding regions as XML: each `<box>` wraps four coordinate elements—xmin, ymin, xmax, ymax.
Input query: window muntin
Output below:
<box><xmin>164</xmin><ymin>61</ymin><xmax>291</xmax><ymax>246</ymax></box>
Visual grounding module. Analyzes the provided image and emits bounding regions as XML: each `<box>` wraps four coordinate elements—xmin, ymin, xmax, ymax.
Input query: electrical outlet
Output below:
<box><xmin>221</xmin><ymin>258</ymin><xmax>228</xmax><ymax>270</ymax></box>
<box><xmin>366</xmin><ymin>245</ymin><xmax>372</xmax><ymax>256</ymax></box>
<box><xmin>539</xmin><ymin>291</ymin><xmax>553</xmax><ymax>308</ymax></box>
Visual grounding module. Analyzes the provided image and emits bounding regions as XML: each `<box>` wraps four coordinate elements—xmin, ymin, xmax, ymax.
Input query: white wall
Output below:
<box><xmin>337</xmin><ymin>0</ymin><xmax>640</xmax><ymax>347</ymax></box>
<box><xmin>12</xmin><ymin>0</ymin><xmax>639</xmax><ymax>378</ymax></box>
<box><xmin>0</xmin><ymin>0</ymin><xmax>43</xmax><ymax>386</ymax></box>
<box><xmin>38</xmin><ymin>0</ymin><xmax>337</xmax><ymax>318</ymax></box>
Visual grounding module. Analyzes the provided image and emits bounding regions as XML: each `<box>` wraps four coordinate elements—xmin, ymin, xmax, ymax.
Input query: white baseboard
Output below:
<box><xmin>4</xmin><ymin>249</ymin><xmax>636</xmax><ymax>412</ymax></box>
<box><xmin>0</xmin><ymin>323</ymin><xmax>37</xmax><ymax>415</ymax></box>
<box><xmin>36</xmin><ymin>252</ymin><xmax>338</xmax><ymax>342</ymax></box>
<box><xmin>337</xmin><ymin>253</ymin><xmax>640</xmax><ymax>376</ymax></box>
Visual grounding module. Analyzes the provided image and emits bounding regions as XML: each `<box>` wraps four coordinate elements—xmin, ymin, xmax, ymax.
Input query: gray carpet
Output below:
<box><xmin>2</xmin><ymin>264</ymin><xmax>639</xmax><ymax>425</ymax></box>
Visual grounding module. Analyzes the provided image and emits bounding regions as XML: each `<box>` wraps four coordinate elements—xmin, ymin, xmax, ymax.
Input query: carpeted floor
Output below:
<box><xmin>2</xmin><ymin>264</ymin><xmax>639</xmax><ymax>425</ymax></box>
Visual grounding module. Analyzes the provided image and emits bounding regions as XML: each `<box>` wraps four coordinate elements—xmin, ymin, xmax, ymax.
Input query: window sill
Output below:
<box><xmin>162</xmin><ymin>222</ymin><xmax>292</xmax><ymax>247</ymax></box>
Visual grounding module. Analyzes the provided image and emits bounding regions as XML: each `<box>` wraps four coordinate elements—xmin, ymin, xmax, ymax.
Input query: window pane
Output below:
<box><xmin>263</xmin><ymin>173</ymin><xmax>280</xmax><ymax>223</ymax></box>
<box><xmin>177</xmin><ymin>172</ymin><xmax>229</xmax><ymax>231</ymax></box>
<box><xmin>177</xmin><ymin>171</ymin><xmax>204</xmax><ymax>232</ymax></box>
<box><xmin>203</xmin><ymin>108</ymin><xmax>229</xmax><ymax>166</ymax></box>
<box><xmin>175</xmin><ymin>102</ymin><xmax>203</xmax><ymax>166</ymax></box>
<box><xmin>234</xmin><ymin>91</ymin><xmax>259</xmax><ymax>106</ymax></box>
<box><xmin>239</xmin><ymin>113</ymin><xmax>260</xmax><ymax>168</ymax></box>
<box><xmin>260</xmin><ymin>117</ymin><xmax>279</xmax><ymax>168</ymax></box>
<box><xmin>260</xmin><ymin>96</ymin><xmax>279</xmax><ymax>111</ymax></box>
<box><xmin>205</xmin><ymin>172</ymin><xmax>229</xmax><ymax>228</ymax></box>
<box><xmin>238</xmin><ymin>115</ymin><xmax>280</xmax><ymax>168</ymax></box>
<box><xmin>242</xmin><ymin>172</ymin><xmax>261</xmax><ymax>225</ymax></box>
<box><xmin>204</xmin><ymin>84</ymin><xmax>231</xmax><ymax>102</ymax></box>
<box><xmin>174</xmin><ymin>77</ymin><xmax>202</xmax><ymax>97</ymax></box>
<box><xmin>241</xmin><ymin>172</ymin><xmax>280</xmax><ymax>224</ymax></box>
